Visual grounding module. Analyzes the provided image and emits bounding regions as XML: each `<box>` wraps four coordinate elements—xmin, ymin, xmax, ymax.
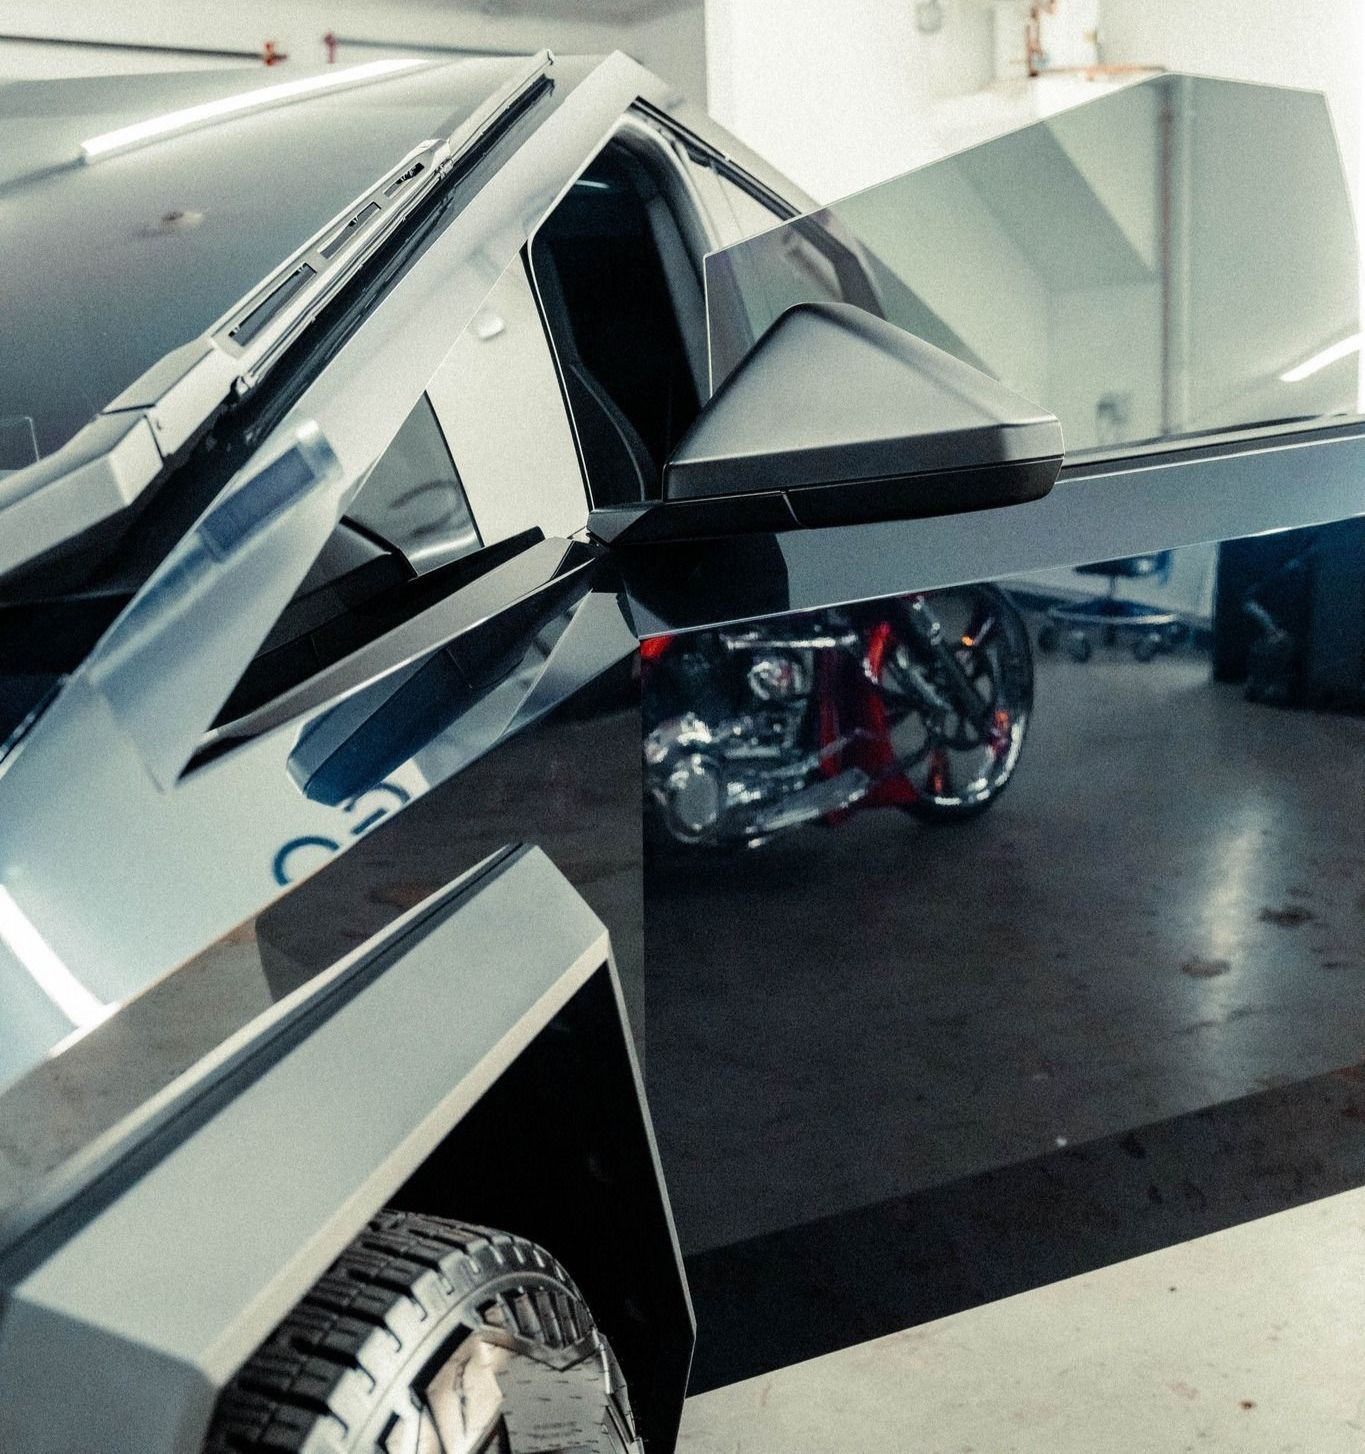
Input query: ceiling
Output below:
<box><xmin>456</xmin><ymin>0</ymin><xmax>696</xmax><ymax>22</ymax></box>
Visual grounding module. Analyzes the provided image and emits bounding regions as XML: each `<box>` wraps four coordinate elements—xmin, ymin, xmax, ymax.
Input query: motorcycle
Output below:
<box><xmin>641</xmin><ymin>585</ymin><xmax>1033</xmax><ymax>849</ymax></box>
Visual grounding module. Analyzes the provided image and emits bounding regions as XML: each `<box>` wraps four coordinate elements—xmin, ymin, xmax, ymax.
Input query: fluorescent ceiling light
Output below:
<box><xmin>0</xmin><ymin>885</ymin><xmax>110</xmax><ymax>1028</ymax></box>
<box><xmin>1279</xmin><ymin>332</ymin><xmax>1363</xmax><ymax>383</ymax></box>
<box><xmin>81</xmin><ymin>58</ymin><xmax>427</xmax><ymax>162</ymax></box>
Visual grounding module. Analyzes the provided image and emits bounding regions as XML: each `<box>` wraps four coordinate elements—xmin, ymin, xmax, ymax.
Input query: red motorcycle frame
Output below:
<box><xmin>640</xmin><ymin>585</ymin><xmax>1033</xmax><ymax>849</ymax></box>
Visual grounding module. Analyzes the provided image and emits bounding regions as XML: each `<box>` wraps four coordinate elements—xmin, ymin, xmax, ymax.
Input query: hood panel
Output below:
<box><xmin>0</xmin><ymin>58</ymin><xmax>525</xmax><ymax>469</ymax></box>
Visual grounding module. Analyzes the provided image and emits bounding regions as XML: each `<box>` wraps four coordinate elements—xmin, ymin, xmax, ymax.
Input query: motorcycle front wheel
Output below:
<box><xmin>878</xmin><ymin>585</ymin><xmax>1034</xmax><ymax>824</ymax></box>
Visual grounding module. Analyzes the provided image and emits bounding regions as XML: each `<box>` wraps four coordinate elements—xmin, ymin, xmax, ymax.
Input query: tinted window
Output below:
<box><xmin>531</xmin><ymin>145</ymin><xmax>708</xmax><ymax>506</ymax></box>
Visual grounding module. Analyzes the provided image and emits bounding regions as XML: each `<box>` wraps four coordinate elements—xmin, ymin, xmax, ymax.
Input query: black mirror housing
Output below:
<box><xmin>590</xmin><ymin>302</ymin><xmax>1063</xmax><ymax>545</ymax></box>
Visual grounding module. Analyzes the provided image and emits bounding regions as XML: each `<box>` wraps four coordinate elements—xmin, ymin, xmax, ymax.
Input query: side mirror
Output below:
<box><xmin>590</xmin><ymin>301</ymin><xmax>1063</xmax><ymax>545</ymax></box>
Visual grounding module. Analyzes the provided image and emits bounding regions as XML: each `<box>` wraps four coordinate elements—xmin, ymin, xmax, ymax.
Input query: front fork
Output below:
<box><xmin>883</xmin><ymin>595</ymin><xmax>995</xmax><ymax>740</ymax></box>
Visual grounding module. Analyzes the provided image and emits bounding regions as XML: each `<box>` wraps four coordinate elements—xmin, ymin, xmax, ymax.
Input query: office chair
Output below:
<box><xmin>1038</xmin><ymin>552</ymin><xmax>1186</xmax><ymax>662</ymax></box>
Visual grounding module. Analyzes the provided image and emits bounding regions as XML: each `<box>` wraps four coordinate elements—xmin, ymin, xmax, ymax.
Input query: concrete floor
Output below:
<box><xmin>645</xmin><ymin>643</ymin><xmax>1365</xmax><ymax>1257</ymax></box>
<box><xmin>677</xmin><ymin>1183</ymin><xmax>1365</xmax><ymax>1453</ymax></box>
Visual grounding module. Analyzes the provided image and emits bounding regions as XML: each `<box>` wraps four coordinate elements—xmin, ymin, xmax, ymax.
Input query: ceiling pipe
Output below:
<box><xmin>0</xmin><ymin>32</ymin><xmax>285</xmax><ymax>64</ymax></box>
<box><xmin>321</xmin><ymin>33</ymin><xmax>527</xmax><ymax>60</ymax></box>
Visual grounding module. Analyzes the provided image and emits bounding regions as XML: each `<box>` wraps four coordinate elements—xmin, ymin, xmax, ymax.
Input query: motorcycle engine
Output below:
<box><xmin>642</xmin><ymin>633</ymin><xmax>834</xmax><ymax>847</ymax></box>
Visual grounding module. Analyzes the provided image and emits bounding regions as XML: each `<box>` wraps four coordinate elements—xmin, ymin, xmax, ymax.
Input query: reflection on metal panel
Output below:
<box><xmin>620</xmin><ymin>421</ymin><xmax>1365</xmax><ymax>637</ymax></box>
<box><xmin>0</xmin><ymin>566</ymin><xmax>635</xmax><ymax>1095</ymax></box>
<box><xmin>644</xmin><ymin>519</ymin><xmax>1365</xmax><ymax>1387</ymax></box>
<box><xmin>345</xmin><ymin>394</ymin><xmax>482</xmax><ymax>574</ymax></box>
<box><xmin>427</xmin><ymin>253</ymin><xmax>591</xmax><ymax>545</ymax></box>
<box><xmin>705</xmin><ymin>74</ymin><xmax>1359</xmax><ymax>462</ymax></box>
<box><xmin>0</xmin><ymin>654</ymin><xmax>645</xmax><ymax>1239</ymax></box>
<box><xmin>87</xmin><ymin>422</ymin><xmax>344</xmax><ymax>789</ymax></box>
<box><xmin>0</xmin><ymin>846</ymin><xmax>687</xmax><ymax>1454</ymax></box>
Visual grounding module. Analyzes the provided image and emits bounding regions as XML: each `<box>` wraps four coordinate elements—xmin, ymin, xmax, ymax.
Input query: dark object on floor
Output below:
<box><xmin>1213</xmin><ymin>530</ymin><xmax>1316</xmax><ymax>682</ymax></box>
<box><xmin>1259</xmin><ymin>903</ymin><xmax>1314</xmax><ymax>928</ymax></box>
<box><xmin>1241</xmin><ymin>539</ymin><xmax>1314</xmax><ymax>705</ymax></box>
<box><xmin>1304</xmin><ymin>517</ymin><xmax>1365</xmax><ymax>711</ymax></box>
<box><xmin>1244</xmin><ymin>596</ymin><xmax>1305</xmax><ymax>705</ymax></box>
<box><xmin>1218</xmin><ymin>519</ymin><xmax>1365</xmax><ymax>711</ymax></box>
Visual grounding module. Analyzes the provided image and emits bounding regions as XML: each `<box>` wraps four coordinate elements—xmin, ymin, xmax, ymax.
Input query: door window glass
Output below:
<box><xmin>704</xmin><ymin>74</ymin><xmax>1360</xmax><ymax>462</ymax></box>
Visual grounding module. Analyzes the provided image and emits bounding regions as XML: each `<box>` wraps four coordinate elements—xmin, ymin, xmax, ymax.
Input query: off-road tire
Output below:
<box><xmin>204</xmin><ymin>1210</ymin><xmax>640</xmax><ymax>1453</ymax></box>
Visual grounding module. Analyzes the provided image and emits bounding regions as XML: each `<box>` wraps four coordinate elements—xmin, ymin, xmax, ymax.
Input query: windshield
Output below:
<box><xmin>705</xmin><ymin>74</ymin><xmax>1360</xmax><ymax>461</ymax></box>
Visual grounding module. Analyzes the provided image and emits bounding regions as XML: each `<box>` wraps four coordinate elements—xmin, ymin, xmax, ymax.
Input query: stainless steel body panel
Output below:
<box><xmin>0</xmin><ymin>845</ymin><xmax>689</xmax><ymax>1453</ymax></box>
<box><xmin>0</xmin><ymin>562</ymin><xmax>630</xmax><ymax>1089</ymax></box>
<box><xmin>0</xmin><ymin>661</ymin><xmax>649</xmax><ymax>1253</ymax></box>
<box><xmin>426</xmin><ymin>254</ymin><xmax>592</xmax><ymax>547</ymax></box>
<box><xmin>619</xmin><ymin>421</ymin><xmax>1365</xmax><ymax>637</ymax></box>
<box><xmin>0</xmin><ymin>52</ymin><xmax>671</xmax><ymax>1092</ymax></box>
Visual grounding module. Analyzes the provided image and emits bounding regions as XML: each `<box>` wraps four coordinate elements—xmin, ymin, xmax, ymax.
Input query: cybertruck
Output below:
<box><xmin>0</xmin><ymin>50</ymin><xmax>1360</xmax><ymax>1454</ymax></box>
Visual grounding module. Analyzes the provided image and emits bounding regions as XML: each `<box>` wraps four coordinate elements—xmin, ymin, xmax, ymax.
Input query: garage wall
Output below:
<box><xmin>705</xmin><ymin>0</ymin><xmax>995</xmax><ymax>201</ymax></box>
<box><xmin>0</xmin><ymin>2</ymin><xmax>613</xmax><ymax>77</ymax></box>
<box><xmin>627</xmin><ymin>6</ymin><xmax>707</xmax><ymax>108</ymax></box>
<box><xmin>0</xmin><ymin>38</ymin><xmax>241</xmax><ymax>78</ymax></box>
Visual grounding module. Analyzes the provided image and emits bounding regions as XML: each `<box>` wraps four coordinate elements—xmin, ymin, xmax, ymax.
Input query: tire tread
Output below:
<box><xmin>203</xmin><ymin>1213</ymin><xmax>607</xmax><ymax>1454</ymax></box>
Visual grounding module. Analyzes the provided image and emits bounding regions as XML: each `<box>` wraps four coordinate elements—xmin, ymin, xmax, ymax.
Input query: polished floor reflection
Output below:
<box><xmin>644</xmin><ymin>623</ymin><xmax>1365</xmax><ymax>1381</ymax></box>
<box><xmin>678</xmin><ymin>1187</ymin><xmax>1365</xmax><ymax>1453</ymax></box>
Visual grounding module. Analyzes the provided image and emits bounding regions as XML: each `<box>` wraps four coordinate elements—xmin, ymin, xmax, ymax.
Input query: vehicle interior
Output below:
<box><xmin>529</xmin><ymin>130</ymin><xmax>713</xmax><ymax>507</ymax></box>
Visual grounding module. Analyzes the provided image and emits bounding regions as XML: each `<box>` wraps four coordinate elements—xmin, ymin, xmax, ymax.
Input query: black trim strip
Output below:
<box><xmin>683</xmin><ymin>1060</ymin><xmax>1365</xmax><ymax>1393</ymax></box>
